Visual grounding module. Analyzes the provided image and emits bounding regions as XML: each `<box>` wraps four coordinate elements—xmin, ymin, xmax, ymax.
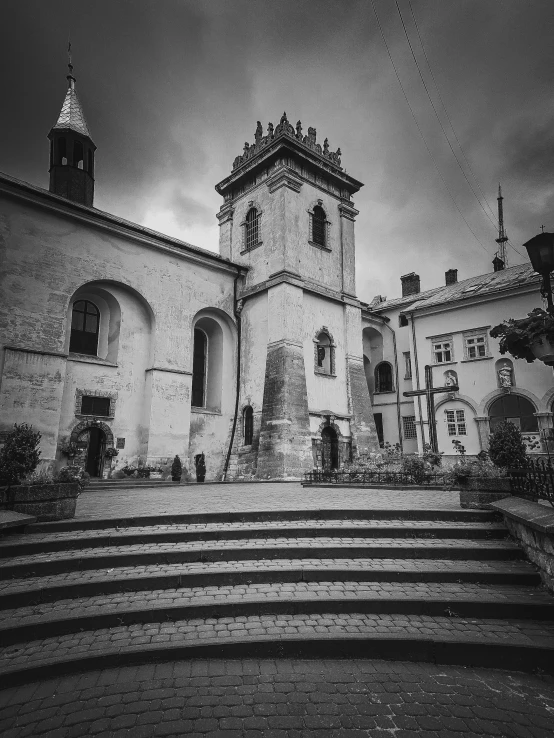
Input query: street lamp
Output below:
<box><xmin>524</xmin><ymin>232</ymin><xmax>554</xmax><ymax>315</ymax></box>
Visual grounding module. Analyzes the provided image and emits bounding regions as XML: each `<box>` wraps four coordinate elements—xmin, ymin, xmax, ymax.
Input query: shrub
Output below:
<box><xmin>171</xmin><ymin>455</ymin><xmax>182</xmax><ymax>480</ymax></box>
<box><xmin>0</xmin><ymin>424</ymin><xmax>42</xmax><ymax>485</ymax></box>
<box><xmin>488</xmin><ymin>421</ymin><xmax>527</xmax><ymax>468</ymax></box>
<box><xmin>423</xmin><ymin>443</ymin><xmax>443</xmax><ymax>467</ymax></box>
<box><xmin>401</xmin><ymin>455</ymin><xmax>427</xmax><ymax>484</ymax></box>
<box><xmin>55</xmin><ymin>465</ymin><xmax>90</xmax><ymax>490</ymax></box>
<box><xmin>24</xmin><ymin>467</ymin><xmax>55</xmax><ymax>485</ymax></box>
<box><xmin>445</xmin><ymin>458</ymin><xmax>507</xmax><ymax>487</ymax></box>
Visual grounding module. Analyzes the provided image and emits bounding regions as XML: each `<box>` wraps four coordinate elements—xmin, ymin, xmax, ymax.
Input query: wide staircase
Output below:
<box><xmin>1</xmin><ymin>505</ymin><xmax>554</xmax><ymax>687</ymax></box>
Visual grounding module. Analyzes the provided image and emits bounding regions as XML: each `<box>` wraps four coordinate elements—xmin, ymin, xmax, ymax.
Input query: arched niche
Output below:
<box><xmin>362</xmin><ymin>326</ymin><xmax>384</xmax><ymax>396</ymax></box>
<box><xmin>495</xmin><ymin>358</ymin><xmax>515</xmax><ymax>389</ymax></box>
<box><xmin>191</xmin><ymin>308</ymin><xmax>236</xmax><ymax>414</ymax></box>
<box><xmin>65</xmin><ymin>280</ymin><xmax>155</xmax><ymax>365</ymax></box>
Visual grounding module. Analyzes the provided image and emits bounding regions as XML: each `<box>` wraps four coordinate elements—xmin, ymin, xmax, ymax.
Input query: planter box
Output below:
<box><xmin>150</xmin><ymin>472</ymin><xmax>163</xmax><ymax>480</ymax></box>
<box><xmin>458</xmin><ymin>477</ymin><xmax>512</xmax><ymax>510</ymax></box>
<box><xmin>0</xmin><ymin>483</ymin><xmax>79</xmax><ymax>521</ymax></box>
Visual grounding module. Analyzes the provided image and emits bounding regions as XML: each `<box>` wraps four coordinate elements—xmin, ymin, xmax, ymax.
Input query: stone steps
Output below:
<box><xmin>1</xmin><ymin>506</ymin><xmax>553</xmax><ymax>686</ymax></box>
<box><xmin>0</xmin><ymin>559</ymin><xmax>538</xmax><ymax>608</ymax></box>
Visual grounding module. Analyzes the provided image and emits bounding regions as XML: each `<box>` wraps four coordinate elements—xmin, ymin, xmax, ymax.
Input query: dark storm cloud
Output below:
<box><xmin>1</xmin><ymin>0</ymin><xmax>553</xmax><ymax>299</ymax></box>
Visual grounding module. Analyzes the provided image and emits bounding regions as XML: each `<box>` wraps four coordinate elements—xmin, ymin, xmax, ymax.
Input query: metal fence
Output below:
<box><xmin>304</xmin><ymin>470</ymin><xmax>447</xmax><ymax>487</ymax></box>
<box><xmin>508</xmin><ymin>459</ymin><xmax>554</xmax><ymax>506</ymax></box>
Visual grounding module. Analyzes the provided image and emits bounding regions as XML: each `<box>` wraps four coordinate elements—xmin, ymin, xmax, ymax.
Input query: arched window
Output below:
<box><xmin>59</xmin><ymin>137</ymin><xmax>67</xmax><ymax>166</ymax></box>
<box><xmin>74</xmin><ymin>141</ymin><xmax>84</xmax><ymax>170</ymax></box>
<box><xmin>311</xmin><ymin>205</ymin><xmax>327</xmax><ymax>247</ymax></box>
<box><xmin>243</xmin><ymin>406</ymin><xmax>254</xmax><ymax>446</ymax></box>
<box><xmin>489</xmin><ymin>395</ymin><xmax>538</xmax><ymax>433</ymax></box>
<box><xmin>245</xmin><ymin>207</ymin><xmax>260</xmax><ymax>251</ymax></box>
<box><xmin>314</xmin><ymin>330</ymin><xmax>335</xmax><ymax>375</ymax></box>
<box><xmin>69</xmin><ymin>300</ymin><xmax>100</xmax><ymax>356</ymax></box>
<box><xmin>191</xmin><ymin>328</ymin><xmax>207</xmax><ymax>407</ymax></box>
<box><xmin>375</xmin><ymin>362</ymin><xmax>393</xmax><ymax>393</ymax></box>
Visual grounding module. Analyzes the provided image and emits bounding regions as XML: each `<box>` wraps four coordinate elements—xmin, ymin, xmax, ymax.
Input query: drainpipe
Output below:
<box><xmin>221</xmin><ymin>269</ymin><xmax>243</xmax><ymax>481</ymax></box>
<box><xmin>408</xmin><ymin>311</ymin><xmax>425</xmax><ymax>451</ymax></box>
<box><xmin>379</xmin><ymin>317</ymin><xmax>403</xmax><ymax>454</ymax></box>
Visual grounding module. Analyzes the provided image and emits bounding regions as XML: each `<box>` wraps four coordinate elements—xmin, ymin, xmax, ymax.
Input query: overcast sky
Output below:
<box><xmin>1</xmin><ymin>0</ymin><xmax>552</xmax><ymax>302</ymax></box>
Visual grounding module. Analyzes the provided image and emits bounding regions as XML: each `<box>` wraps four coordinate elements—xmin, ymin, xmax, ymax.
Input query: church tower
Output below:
<box><xmin>216</xmin><ymin>114</ymin><xmax>379</xmax><ymax>479</ymax></box>
<box><xmin>48</xmin><ymin>59</ymin><xmax>96</xmax><ymax>207</ymax></box>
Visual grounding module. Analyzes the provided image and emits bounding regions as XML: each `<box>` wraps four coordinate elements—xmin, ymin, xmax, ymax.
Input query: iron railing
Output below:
<box><xmin>304</xmin><ymin>470</ymin><xmax>447</xmax><ymax>487</ymax></box>
<box><xmin>508</xmin><ymin>459</ymin><xmax>554</xmax><ymax>506</ymax></box>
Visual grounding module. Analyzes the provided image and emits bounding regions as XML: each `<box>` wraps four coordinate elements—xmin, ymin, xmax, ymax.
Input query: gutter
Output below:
<box><xmin>221</xmin><ymin>269</ymin><xmax>244</xmax><ymax>481</ymax></box>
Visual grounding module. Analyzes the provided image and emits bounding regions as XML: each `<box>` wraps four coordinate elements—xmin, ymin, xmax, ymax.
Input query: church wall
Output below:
<box><xmin>0</xmin><ymin>192</ymin><xmax>238</xmax><ymax>476</ymax></box>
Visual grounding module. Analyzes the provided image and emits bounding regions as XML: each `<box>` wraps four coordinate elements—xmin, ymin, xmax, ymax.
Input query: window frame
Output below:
<box><xmin>313</xmin><ymin>329</ymin><xmax>336</xmax><ymax>377</ymax></box>
<box><xmin>69</xmin><ymin>299</ymin><xmax>100</xmax><ymax>357</ymax></box>
<box><xmin>445</xmin><ymin>408</ymin><xmax>467</xmax><ymax>436</ymax></box>
<box><xmin>432</xmin><ymin>337</ymin><xmax>453</xmax><ymax>364</ymax></box>
<box><xmin>308</xmin><ymin>200</ymin><xmax>331</xmax><ymax>251</ymax></box>
<box><xmin>243</xmin><ymin>406</ymin><xmax>254</xmax><ymax>446</ymax></box>
<box><xmin>402</xmin><ymin>415</ymin><xmax>417</xmax><ymax>439</ymax></box>
<box><xmin>374</xmin><ymin>361</ymin><xmax>394</xmax><ymax>393</ymax></box>
<box><xmin>191</xmin><ymin>328</ymin><xmax>208</xmax><ymax>408</ymax></box>
<box><xmin>241</xmin><ymin>203</ymin><xmax>263</xmax><ymax>253</ymax></box>
<box><xmin>463</xmin><ymin>332</ymin><xmax>489</xmax><ymax>360</ymax></box>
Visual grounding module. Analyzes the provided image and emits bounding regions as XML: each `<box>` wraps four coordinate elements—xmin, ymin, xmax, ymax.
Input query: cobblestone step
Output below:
<box><xmin>0</xmin><ymin>537</ymin><xmax>524</xmax><ymax>578</ymax></box>
<box><xmin>0</xmin><ymin>558</ymin><xmax>539</xmax><ymax>608</ymax></box>
<box><xmin>0</xmin><ymin>520</ymin><xmax>508</xmax><ymax>556</ymax></box>
<box><xmin>2</xmin><ymin>581</ymin><xmax>553</xmax><ymax>647</ymax></box>
<box><xmin>2</xmin><ymin>612</ymin><xmax>554</xmax><ymax>688</ymax></box>
<box><xmin>26</xmin><ymin>506</ymin><xmax>497</xmax><ymax>533</ymax></box>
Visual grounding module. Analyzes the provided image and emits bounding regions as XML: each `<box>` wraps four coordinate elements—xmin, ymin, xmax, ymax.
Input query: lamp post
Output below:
<box><xmin>524</xmin><ymin>232</ymin><xmax>554</xmax><ymax>315</ymax></box>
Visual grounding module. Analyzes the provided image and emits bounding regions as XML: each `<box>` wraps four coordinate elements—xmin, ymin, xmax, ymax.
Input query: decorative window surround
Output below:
<box><xmin>75</xmin><ymin>388</ymin><xmax>117</xmax><ymax>419</ymax></box>
<box><xmin>402</xmin><ymin>415</ymin><xmax>417</xmax><ymax>439</ymax></box>
<box><xmin>463</xmin><ymin>331</ymin><xmax>489</xmax><ymax>360</ymax></box>
<box><xmin>240</xmin><ymin>200</ymin><xmax>263</xmax><ymax>254</ymax></box>
<box><xmin>313</xmin><ymin>327</ymin><xmax>336</xmax><ymax>376</ymax></box>
<box><xmin>308</xmin><ymin>199</ymin><xmax>331</xmax><ymax>251</ymax></box>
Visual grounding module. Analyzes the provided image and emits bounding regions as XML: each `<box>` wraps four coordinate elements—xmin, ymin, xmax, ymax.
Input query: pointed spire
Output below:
<box><xmin>52</xmin><ymin>47</ymin><xmax>92</xmax><ymax>139</ymax></box>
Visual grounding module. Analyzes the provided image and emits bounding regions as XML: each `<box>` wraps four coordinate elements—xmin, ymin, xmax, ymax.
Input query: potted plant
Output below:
<box><xmin>445</xmin><ymin>458</ymin><xmax>512</xmax><ymax>509</ymax></box>
<box><xmin>195</xmin><ymin>453</ymin><xmax>206</xmax><ymax>483</ymax></box>
<box><xmin>171</xmin><ymin>455</ymin><xmax>182</xmax><ymax>482</ymax></box>
<box><xmin>59</xmin><ymin>440</ymin><xmax>78</xmax><ymax>459</ymax></box>
<box><xmin>490</xmin><ymin>307</ymin><xmax>554</xmax><ymax>365</ymax></box>
<box><xmin>122</xmin><ymin>465</ymin><xmax>137</xmax><ymax>477</ymax></box>
<box><xmin>104</xmin><ymin>447</ymin><xmax>119</xmax><ymax>460</ymax></box>
<box><xmin>150</xmin><ymin>466</ymin><xmax>163</xmax><ymax>480</ymax></box>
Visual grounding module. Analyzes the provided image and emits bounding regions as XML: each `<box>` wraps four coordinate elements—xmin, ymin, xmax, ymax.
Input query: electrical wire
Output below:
<box><xmin>370</xmin><ymin>0</ymin><xmax>490</xmax><ymax>254</ymax></box>
<box><xmin>396</xmin><ymin>0</ymin><xmax>499</xmax><ymax>233</ymax></box>
<box><xmin>406</xmin><ymin>0</ymin><xmax>524</xmax><ymax>260</ymax></box>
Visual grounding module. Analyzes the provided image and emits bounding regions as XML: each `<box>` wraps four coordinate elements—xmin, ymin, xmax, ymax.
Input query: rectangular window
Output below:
<box><xmin>464</xmin><ymin>333</ymin><xmax>488</xmax><ymax>359</ymax></box>
<box><xmin>445</xmin><ymin>409</ymin><xmax>466</xmax><ymax>436</ymax></box>
<box><xmin>403</xmin><ymin>352</ymin><xmax>412</xmax><ymax>379</ymax></box>
<box><xmin>81</xmin><ymin>396</ymin><xmax>110</xmax><ymax>416</ymax></box>
<box><xmin>402</xmin><ymin>415</ymin><xmax>417</xmax><ymax>439</ymax></box>
<box><xmin>433</xmin><ymin>339</ymin><xmax>453</xmax><ymax>364</ymax></box>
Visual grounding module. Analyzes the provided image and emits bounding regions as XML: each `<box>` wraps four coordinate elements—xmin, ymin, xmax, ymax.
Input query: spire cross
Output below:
<box><xmin>403</xmin><ymin>365</ymin><xmax>459</xmax><ymax>452</ymax></box>
<box><xmin>541</xmin><ymin>225</ymin><xmax>546</xmax><ymax>234</ymax></box>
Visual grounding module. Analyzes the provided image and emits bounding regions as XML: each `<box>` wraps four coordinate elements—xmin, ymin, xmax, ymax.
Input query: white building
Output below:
<box><xmin>362</xmin><ymin>264</ymin><xmax>554</xmax><ymax>460</ymax></box>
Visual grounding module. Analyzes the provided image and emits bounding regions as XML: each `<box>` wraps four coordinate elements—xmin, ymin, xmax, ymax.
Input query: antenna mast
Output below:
<box><xmin>495</xmin><ymin>184</ymin><xmax>508</xmax><ymax>267</ymax></box>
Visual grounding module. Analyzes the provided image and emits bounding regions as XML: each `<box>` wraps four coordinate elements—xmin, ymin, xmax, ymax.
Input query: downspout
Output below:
<box><xmin>408</xmin><ymin>311</ymin><xmax>425</xmax><ymax>450</ymax></box>
<box><xmin>380</xmin><ymin>317</ymin><xmax>403</xmax><ymax>454</ymax></box>
<box><xmin>221</xmin><ymin>269</ymin><xmax>243</xmax><ymax>481</ymax></box>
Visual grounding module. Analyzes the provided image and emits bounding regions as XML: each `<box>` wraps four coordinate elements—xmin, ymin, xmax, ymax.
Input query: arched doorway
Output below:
<box><xmin>489</xmin><ymin>395</ymin><xmax>538</xmax><ymax>433</ymax></box>
<box><xmin>75</xmin><ymin>427</ymin><xmax>107</xmax><ymax>477</ymax></box>
<box><xmin>321</xmin><ymin>426</ymin><xmax>339</xmax><ymax>470</ymax></box>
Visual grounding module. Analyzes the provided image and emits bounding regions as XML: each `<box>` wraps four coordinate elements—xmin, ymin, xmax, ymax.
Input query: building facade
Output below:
<box><xmin>362</xmin><ymin>265</ymin><xmax>554</xmax><ymax>460</ymax></box>
<box><xmin>0</xmin><ymin>73</ymin><xmax>379</xmax><ymax>481</ymax></box>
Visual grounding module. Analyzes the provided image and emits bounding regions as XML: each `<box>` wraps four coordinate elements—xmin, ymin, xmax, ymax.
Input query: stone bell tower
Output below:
<box><xmin>216</xmin><ymin>113</ymin><xmax>379</xmax><ymax>479</ymax></box>
<box><xmin>48</xmin><ymin>59</ymin><xmax>96</xmax><ymax>207</ymax></box>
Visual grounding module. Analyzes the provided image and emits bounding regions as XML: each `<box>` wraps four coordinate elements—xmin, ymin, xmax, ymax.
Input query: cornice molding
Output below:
<box><xmin>266</xmin><ymin>168</ymin><xmax>303</xmax><ymax>193</ymax></box>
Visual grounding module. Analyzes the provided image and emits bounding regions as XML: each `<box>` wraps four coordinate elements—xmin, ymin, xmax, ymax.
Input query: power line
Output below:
<box><xmin>395</xmin><ymin>0</ymin><xmax>499</xmax><ymax>233</ymax></box>
<box><xmin>370</xmin><ymin>0</ymin><xmax>490</xmax><ymax>254</ymax></box>
<box><xmin>406</xmin><ymin>0</ymin><xmax>524</xmax><ymax>260</ymax></box>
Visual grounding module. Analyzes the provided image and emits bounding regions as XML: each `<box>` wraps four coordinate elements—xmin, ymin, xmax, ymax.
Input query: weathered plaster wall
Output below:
<box><xmin>0</xmin><ymin>192</ymin><xmax>238</xmax><ymax>472</ymax></box>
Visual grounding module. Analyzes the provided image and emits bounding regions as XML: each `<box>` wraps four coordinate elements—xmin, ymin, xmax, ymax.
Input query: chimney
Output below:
<box><xmin>492</xmin><ymin>256</ymin><xmax>505</xmax><ymax>272</ymax></box>
<box><xmin>400</xmin><ymin>272</ymin><xmax>420</xmax><ymax>297</ymax></box>
<box><xmin>445</xmin><ymin>269</ymin><xmax>458</xmax><ymax>286</ymax></box>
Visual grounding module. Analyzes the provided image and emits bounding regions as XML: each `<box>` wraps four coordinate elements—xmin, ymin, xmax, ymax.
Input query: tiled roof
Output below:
<box><xmin>367</xmin><ymin>263</ymin><xmax>539</xmax><ymax>314</ymax></box>
<box><xmin>52</xmin><ymin>82</ymin><xmax>92</xmax><ymax>139</ymax></box>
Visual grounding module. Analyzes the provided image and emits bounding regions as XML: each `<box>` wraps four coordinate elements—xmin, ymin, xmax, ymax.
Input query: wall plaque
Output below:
<box><xmin>116</xmin><ymin>437</ymin><xmax>126</xmax><ymax>449</ymax></box>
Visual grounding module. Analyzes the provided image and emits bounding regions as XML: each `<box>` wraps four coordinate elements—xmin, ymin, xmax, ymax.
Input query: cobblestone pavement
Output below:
<box><xmin>1</xmin><ymin>658</ymin><xmax>553</xmax><ymax>737</ymax></box>
<box><xmin>74</xmin><ymin>483</ymin><xmax>461</xmax><ymax>518</ymax></box>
